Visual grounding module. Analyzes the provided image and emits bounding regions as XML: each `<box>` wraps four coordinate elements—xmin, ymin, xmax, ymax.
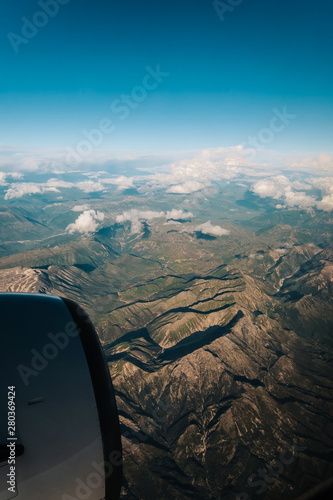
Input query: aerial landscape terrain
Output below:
<box><xmin>0</xmin><ymin>156</ymin><xmax>332</xmax><ymax>499</ymax></box>
<box><xmin>1</xmin><ymin>0</ymin><xmax>333</xmax><ymax>498</ymax></box>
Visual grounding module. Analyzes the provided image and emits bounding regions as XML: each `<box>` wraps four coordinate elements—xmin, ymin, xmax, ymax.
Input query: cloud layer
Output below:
<box><xmin>251</xmin><ymin>175</ymin><xmax>333</xmax><ymax>211</ymax></box>
<box><xmin>4</xmin><ymin>178</ymin><xmax>105</xmax><ymax>200</ymax></box>
<box><xmin>1</xmin><ymin>147</ymin><xmax>333</xmax><ymax>213</ymax></box>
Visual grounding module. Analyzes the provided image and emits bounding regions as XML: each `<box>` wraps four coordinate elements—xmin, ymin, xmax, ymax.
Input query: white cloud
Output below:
<box><xmin>251</xmin><ymin>175</ymin><xmax>290</xmax><ymax>199</ymax></box>
<box><xmin>4</xmin><ymin>182</ymin><xmax>55</xmax><ymax>200</ymax></box>
<box><xmin>146</xmin><ymin>146</ymin><xmax>249</xmax><ymax>195</ymax></box>
<box><xmin>4</xmin><ymin>179</ymin><xmax>71</xmax><ymax>200</ymax></box>
<box><xmin>283</xmin><ymin>188</ymin><xmax>317</xmax><ymax>209</ymax></box>
<box><xmin>116</xmin><ymin>209</ymin><xmax>165</xmax><ymax>234</ymax></box>
<box><xmin>311</xmin><ymin>176</ymin><xmax>333</xmax><ymax>192</ymax></box>
<box><xmin>317</xmin><ymin>195</ymin><xmax>333</xmax><ymax>211</ymax></box>
<box><xmin>16</xmin><ymin>157</ymin><xmax>41</xmax><ymax>171</ymax></box>
<box><xmin>0</xmin><ymin>171</ymin><xmax>24</xmax><ymax>186</ymax></box>
<box><xmin>252</xmin><ymin>175</ymin><xmax>333</xmax><ymax>211</ymax></box>
<box><xmin>313</xmin><ymin>153</ymin><xmax>333</xmax><ymax>172</ymax></box>
<box><xmin>292</xmin><ymin>180</ymin><xmax>312</xmax><ymax>191</ymax></box>
<box><xmin>2</xmin><ymin>146</ymin><xmax>333</xmax><ymax>209</ymax></box>
<box><xmin>76</xmin><ymin>180</ymin><xmax>105</xmax><ymax>193</ymax></box>
<box><xmin>82</xmin><ymin>171</ymin><xmax>108</xmax><ymax>178</ymax></box>
<box><xmin>163</xmin><ymin>220</ymin><xmax>182</xmax><ymax>226</ymax></box>
<box><xmin>165</xmin><ymin>209</ymin><xmax>194</xmax><ymax>220</ymax></box>
<box><xmin>116</xmin><ymin>208</ymin><xmax>195</xmax><ymax>233</ymax></box>
<box><xmin>274</xmin><ymin>248</ymin><xmax>288</xmax><ymax>254</ymax></box>
<box><xmin>195</xmin><ymin>221</ymin><xmax>230</xmax><ymax>237</ymax></box>
<box><xmin>167</xmin><ymin>181</ymin><xmax>205</xmax><ymax>194</ymax></box>
<box><xmin>72</xmin><ymin>204</ymin><xmax>90</xmax><ymax>212</ymax></box>
<box><xmin>45</xmin><ymin>178</ymin><xmax>74</xmax><ymax>189</ymax></box>
<box><xmin>101</xmin><ymin>175</ymin><xmax>135</xmax><ymax>191</ymax></box>
<box><xmin>0</xmin><ymin>172</ymin><xmax>7</xmax><ymax>186</ymax></box>
<box><xmin>0</xmin><ymin>154</ymin><xmax>66</xmax><ymax>174</ymax></box>
<box><xmin>66</xmin><ymin>210</ymin><xmax>105</xmax><ymax>234</ymax></box>
<box><xmin>313</xmin><ymin>177</ymin><xmax>333</xmax><ymax>211</ymax></box>
<box><xmin>3</xmin><ymin>178</ymin><xmax>105</xmax><ymax>200</ymax></box>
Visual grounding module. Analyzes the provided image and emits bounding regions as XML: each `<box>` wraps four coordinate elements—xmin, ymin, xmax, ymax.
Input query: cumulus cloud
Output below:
<box><xmin>0</xmin><ymin>172</ymin><xmax>7</xmax><ymax>186</ymax></box>
<box><xmin>4</xmin><ymin>178</ymin><xmax>75</xmax><ymax>199</ymax></box>
<box><xmin>116</xmin><ymin>208</ymin><xmax>195</xmax><ymax>233</ymax></box>
<box><xmin>157</xmin><ymin>148</ymin><xmax>332</xmax><ymax>195</ymax></box>
<box><xmin>101</xmin><ymin>176</ymin><xmax>135</xmax><ymax>191</ymax></box>
<box><xmin>116</xmin><ymin>209</ymin><xmax>165</xmax><ymax>234</ymax></box>
<box><xmin>283</xmin><ymin>188</ymin><xmax>317</xmax><ymax>209</ymax></box>
<box><xmin>72</xmin><ymin>204</ymin><xmax>90</xmax><ymax>212</ymax></box>
<box><xmin>3</xmin><ymin>177</ymin><xmax>105</xmax><ymax>200</ymax></box>
<box><xmin>66</xmin><ymin>210</ymin><xmax>105</xmax><ymax>234</ymax></box>
<box><xmin>252</xmin><ymin>175</ymin><xmax>333</xmax><ymax>211</ymax></box>
<box><xmin>251</xmin><ymin>175</ymin><xmax>290</xmax><ymax>199</ymax></box>
<box><xmin>274</xmin><ymin>248</ymin><xmax>288</xmax><ymax>254</ymax></box>
<box><xmin>144</xmin><ymin>146</ymin><xmax>249</xmax><ymax>195</ymax></box>
<box><xmin>165</xmin><ymin>209</ymin><xmax>194</xmax><ymax>220</ymax></box>
<box><xmin>166</xmin><ymin>181</ymin><xmax>205</xmax><ymax>194</ymax></box>
<box><xmin>195</xmin><ymin>221</ymin><xmax>230</xmax><ymax>237</ymax></box>
<box><xmin>0</xmin><ymin>171</ymin><xmax>24</xmax><ymax>186</ymax></box>
<box><xmin>251</xmin><ymin>176</ymin><xmax>318</xmax><ymax>210</ymax></box>
<box><xmin>76</xmin><ymin>180</ymin><xmax>105</xmax><ymax>193</ymax></box>
<box><xmin>45</xmin><ymin>178</ymin><xmax>74</xmax><ymax>190</ymax></box>
<box><xmin>312</xmin><ymin>177</ymin><xmax>333</xmax><ymax>211</ymax></box>
<box><xmin>4</xmin><ymin>182</ymin><xmax>56</xmax><ymax>200</ymax></box>
<box><xmin>317</xmin><ymin>195</ymin><xmax>333</xmax><ymax>211</ymax></box>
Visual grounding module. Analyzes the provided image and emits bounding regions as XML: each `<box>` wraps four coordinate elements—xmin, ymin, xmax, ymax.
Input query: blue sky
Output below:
<box><xmin>1</xmin><ymin>0</ymin><xmax>333</xmax><ymax>154</ymax></box>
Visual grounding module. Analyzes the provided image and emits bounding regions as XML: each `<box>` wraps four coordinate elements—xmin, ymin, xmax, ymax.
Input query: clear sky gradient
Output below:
<box><xmin>1</xmin><ymin>0</ymin><xmax>333</xmax><ymax>153</ymax></box>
